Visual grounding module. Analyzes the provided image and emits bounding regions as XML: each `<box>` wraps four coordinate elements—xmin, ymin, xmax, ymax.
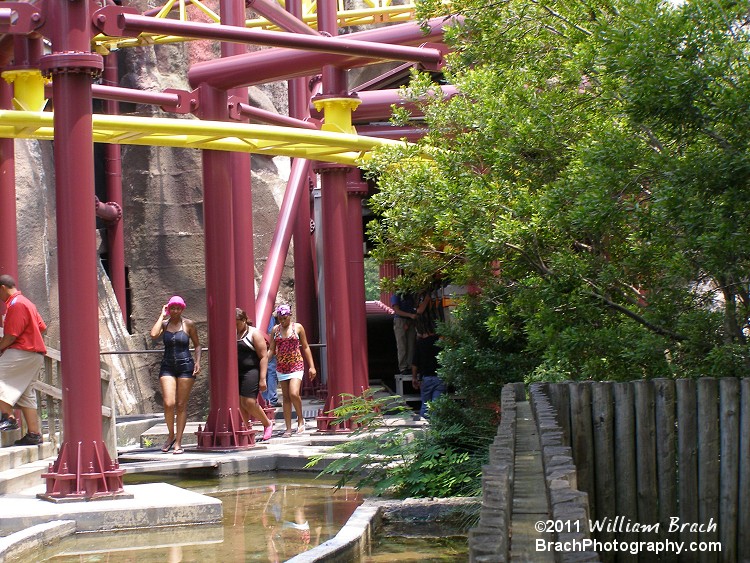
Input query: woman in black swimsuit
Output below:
<box><xmin>236</xmin><ymin>308</ymin><xmax>274</xmax><ymax>441</ymax></box>
<box><xmin>150</xmin><ymin>295</ymin><xmax>202</xmax><ymax>454</ymax></box>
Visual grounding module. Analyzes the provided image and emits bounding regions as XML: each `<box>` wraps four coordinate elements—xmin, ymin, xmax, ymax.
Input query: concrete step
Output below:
<box><xmin>0</xmin><ymin>428</ymin><xmax>22</xmax><ymax>448</ymax></box>
<box><xmin>0</xmin><ymin>440</ymin><xmax>56</xmax><ymax>472</ymax></box>
<box><xmin>0</xmin><ymin>455</ymin><xmax>55</xmax><ymax>495</ymax></box>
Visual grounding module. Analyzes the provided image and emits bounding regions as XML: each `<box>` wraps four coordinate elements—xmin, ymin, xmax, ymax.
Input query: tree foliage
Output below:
<box><xmin>365</xmin><ymin>0</ymin><xmax>750</xmax><ymax>382</ymax></box>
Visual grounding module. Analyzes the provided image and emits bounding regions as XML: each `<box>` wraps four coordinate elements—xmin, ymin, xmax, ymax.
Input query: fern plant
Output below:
<box><xmin>306</xmin><ymin>391</ymin><xmax>490</xmax><ymax>498</ymax></box>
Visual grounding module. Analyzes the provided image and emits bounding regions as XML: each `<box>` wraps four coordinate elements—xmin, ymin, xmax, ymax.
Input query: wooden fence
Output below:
<box><xmin>27</xmin><ymin>346</ymin><xmax>117</xmax><ymax>457</ymax></box>
<box><xmin>541</xmin><ymin>378</ymin><xmax>749</xmax><ymax>563</ymax></box>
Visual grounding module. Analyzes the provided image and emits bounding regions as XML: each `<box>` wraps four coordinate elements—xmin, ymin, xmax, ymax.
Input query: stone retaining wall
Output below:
<box><xmin>467</xmin><ymin>382</ymin><xmax>519</xmax><ymax>562</ymax></box>
<box><xmin>529</xmin><ymin>383</ymin><xmax>599</xmax><ymax>563</ymax></box>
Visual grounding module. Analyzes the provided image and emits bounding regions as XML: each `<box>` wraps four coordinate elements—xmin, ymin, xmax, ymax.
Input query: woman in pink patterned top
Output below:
<box><xmin>268</xmin><ymin>304</ymin><xmax>317</xmax><ymax>437</ymax></box>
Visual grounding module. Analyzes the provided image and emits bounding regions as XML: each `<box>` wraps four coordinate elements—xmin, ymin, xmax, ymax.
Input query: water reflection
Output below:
<box><xmin>45</xmin><ymin>474</ymin><xmax>363</xmax><ymax>562</ymax></box>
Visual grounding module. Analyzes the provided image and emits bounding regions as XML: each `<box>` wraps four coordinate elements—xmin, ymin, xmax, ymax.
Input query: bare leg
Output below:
<box><xmin>280</xmin><ymin>380</ymin><xmax>293</xmax><ymax>432</ymax></box>
<box><xmin>174</xmin><ymin>377</ymin><xmax>195</xmax><ymax>450</ymax></box>
<box><xmin>160</xmin><ymin>375</ymin><xmax>177</xmax><ymax>442</ymax></box>
<box><xmin>0</xmin><ymin>399</ymin><xmax>14</xmax><ymax>419</ymax></box>
<box><xmin>241</xmin><ymin>395</ymin><xmax>271</xmax><ymax>427</ymax></box>
<box><xmin>18</xmin><ymin>405</ymin><xmax>40</xmax><ymax>434</ymax></box>
<box><xmin>287</xmin><ymin>378</ymin><xmax>304</xmax><ymax>431</ymax></box>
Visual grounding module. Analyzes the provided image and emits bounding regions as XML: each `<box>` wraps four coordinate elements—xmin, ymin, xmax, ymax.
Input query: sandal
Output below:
<box><xmin>282</xmin><ymin>430</ymin><xmax>292</xmax><ymax>438</ymax></box>
<box><xmin>161</xmin><ymin>438</ymin><xmax>176</xmax><ymax>453</ymax></box>
<box><xmin>173</xmin><ymin>446</ymin><xmax>185</xmax><ymax>455</ymax></box>
<box><xmin>262</xmin><ymin>425</ymin><xmax>274</xmax><ymax>441</ymax></box>
<box><xmin>295</xmin><ymin>425</ymin><xmax>305</xmax><ymax>434</ymax></box>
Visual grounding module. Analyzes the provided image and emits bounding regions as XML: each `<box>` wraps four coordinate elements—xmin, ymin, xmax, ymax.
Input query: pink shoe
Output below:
<box><xmin>262</xmin><ymin>424</ymin><xmax>273</xmax><ymax>441</ymax></box>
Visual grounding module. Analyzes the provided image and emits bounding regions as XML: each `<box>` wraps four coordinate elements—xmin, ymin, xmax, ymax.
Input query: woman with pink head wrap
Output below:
<box><xmin>149</xmin><ymin>295</ymin><xmax>202</xmax><ymax>454</ymax></box>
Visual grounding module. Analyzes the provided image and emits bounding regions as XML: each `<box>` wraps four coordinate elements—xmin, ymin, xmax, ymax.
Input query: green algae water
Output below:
<box><xmin>42</xmin><ymin>472</ymin><xmax>363</xmax><ymax>562</ymax></box>
<box><xmin>364</xmin><ymin>536</ymin><xmax>469</xmax><ymax>562</ymax></box>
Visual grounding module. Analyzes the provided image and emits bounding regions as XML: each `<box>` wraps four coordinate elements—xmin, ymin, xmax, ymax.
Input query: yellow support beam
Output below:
<box><xmin>0</xmin><ymin>110</ymin><xmax>408</xmax><ymax>166</ymax></box>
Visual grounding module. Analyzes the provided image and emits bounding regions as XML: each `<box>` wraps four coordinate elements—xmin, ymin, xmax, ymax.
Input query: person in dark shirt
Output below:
<box><xmin>390</xmin><ymin>292</ymin><xmax>417</xmax><ymax>375</ymax></box>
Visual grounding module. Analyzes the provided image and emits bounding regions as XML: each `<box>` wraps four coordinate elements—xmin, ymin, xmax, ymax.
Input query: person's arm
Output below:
<box><xmin>186</xmin><ymin>319</ymin><xmax>202</xmax><ymax>375</ymax></box>
<box><xmin>149</xmin><ymin>305</ymin><xmax>168</xmax><ymax>340</ymax></box>
<box><xmin>268</xmin><ymin>327</ymin><xmax>277</xmax><ymax>358</ymax></box>
<box><xmin>392</xmin><ymin>302</ymin><xmax>417</xmax><ymax>320</ymax></box>
<box><xmin>252</xmin><ymin>327</ymin><xmax>269</xmax><ymax>391</ymax></box>
<box><xmin>296</xmin><ymin>324</ymin><xmax>317</xmax><ymax>380</ymax></box>
<box><xmin>0</xmin><ymin>333</ymin><xmax>16</xmax><ymax>355</ymax></box>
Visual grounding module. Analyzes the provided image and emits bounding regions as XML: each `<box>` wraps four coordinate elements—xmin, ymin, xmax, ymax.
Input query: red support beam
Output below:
<box><xmin>95</xmin><ymin>9</ymin><xmax>444</xmax><ymax>73</ymax></box>
<box><xmin>195</xmin><ymin>82</ymin><xmax>252</xmax><ymax>450</ymax></box>
<box><xmin>187</xmin><ymin>17</ymin><xmax>453</xmax><ymax>89</ymax></box>
<box><xmin>102</xmin><ymin>53</ymin><xmax>126</xmax><ymax>324</ymax></box>
<box><xmin>39</xmin><ymin>0</ymin><xmax>124</xmax><ymax>500</ymax></box>
<box><xmin>347</xmin><ymin>170</ymin><xmax>369</xmax><ymax>395</ymax></box>
<box><xmin>0</xmin><ymin>79</ymin><xmax>17</xmax><ymax>285</ymax></box>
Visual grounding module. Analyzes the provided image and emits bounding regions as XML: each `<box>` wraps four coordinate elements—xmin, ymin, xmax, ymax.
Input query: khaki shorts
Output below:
<box><xmin>0</xmin><ymin>348</ymin><xmax>43</xmax><ymax>409</ymax></box>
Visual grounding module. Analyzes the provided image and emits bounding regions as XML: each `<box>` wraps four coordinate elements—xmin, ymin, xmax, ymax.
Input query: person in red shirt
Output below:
<box><xmin>0</xmin><ymin>274</ymin><xmax>47</xmax><ymax>445</ymax></box>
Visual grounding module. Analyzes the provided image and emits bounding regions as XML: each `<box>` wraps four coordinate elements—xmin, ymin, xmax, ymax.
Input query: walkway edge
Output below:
<box><xmin>0</xmin><ymin>519</ymin><xmax>76</xmax><ymax>563</ymax></box>
<box><xmin>286</xmin><ymin>501</ymin><xmax>381</xmax><ymax>563</ymax></box>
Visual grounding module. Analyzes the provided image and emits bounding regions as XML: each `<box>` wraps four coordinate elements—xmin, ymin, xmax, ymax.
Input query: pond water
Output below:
<box><xmin>364</xmin><ymin>536</ymin><xmax>469</xmax><ymax>562</ymax></box>
<box><xmin>36</xmin><ymin>472</ymin><xmax>469</xmax><ymax>562</ymax></box>
<box><xmin>42</xmin><ymin>472</ymin><xmax>363</xmax><ymax>562</ymax></box>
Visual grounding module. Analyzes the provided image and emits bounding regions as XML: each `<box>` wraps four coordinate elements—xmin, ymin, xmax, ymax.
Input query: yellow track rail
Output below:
<box><xmin>0</xmin><ymin>110</ymin><xmax>405</xmax><ymax>165</ymax></box>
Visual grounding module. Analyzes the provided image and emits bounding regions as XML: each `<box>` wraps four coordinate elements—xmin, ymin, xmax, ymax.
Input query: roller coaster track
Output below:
<box><xmin>0</xmin><ymin>110</ymin><xmax>405</xmax><ymax>165</ymax></box>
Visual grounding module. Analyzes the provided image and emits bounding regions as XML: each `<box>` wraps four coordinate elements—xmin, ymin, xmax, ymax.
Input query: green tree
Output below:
<box><xmin>365</xmin><ymin>0</ymin><xmax>750</xmax><ymax>383</ymax></box>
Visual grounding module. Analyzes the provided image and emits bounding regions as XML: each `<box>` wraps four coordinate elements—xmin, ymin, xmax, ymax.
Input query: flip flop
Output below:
<box><xmin>173</xmin><ymin>446</ymin><xmax>184</xmax><ymax>455</ymax></box>
<box><xmin>282</xmin><ymin>430</ymin><xmax>292</xmax><ymax>438</ymax></box>
<box><xmin>161</xmin><ymin>438</ymin><xmax>176</xmax><ymax>452</ymax></box>
<box><xmin>295</xmin><ymin>425</ymin><xmax>305</xmax><ymax>434</ymax></box>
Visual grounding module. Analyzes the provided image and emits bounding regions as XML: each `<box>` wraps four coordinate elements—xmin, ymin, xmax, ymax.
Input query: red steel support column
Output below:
<box><xmin>0</xmin><ymin>79</ymin><xmax>17</xmax><ymax>281</ymax></box>
<box><xmin>315</xmin><ymin>0</ymin><xmax>356</xmax><ymax>418</ymax></box>
<box><xmin>195</xmin><ymin>83</ymin><xmax>252</xmax><ymax>450</ymax></box>
<box><xmin>255</xmin><ymin>157</ymin><xmax>312</xmax><ymax>331</ymax></box>
<box><xmin>222</xmin><ymin>0</ymin><xmax>255</xmax><ymax>316</ymax></box>
<box><xmin>102</xmin><ymin>53</ymin><xmax>127</xmax><ymax>324</ymax></box>
<box><xmin>315</xmin><ymin>162</ymin><xmax>356</xmax><ymax>416</ymax></box>
<box><xmin>38</xmin><ymin>0</ymin><xmax>124</xmax><ymax>499</ymax></box>
<box><xmin>288</xmin><ymin>0</ymin><xmax>319</xmax><ymax>366</ymax></box>
<box><xmin>347</xmin><ymin>170</ymin><xmax>369</xmax><ymax>394</ymax></box>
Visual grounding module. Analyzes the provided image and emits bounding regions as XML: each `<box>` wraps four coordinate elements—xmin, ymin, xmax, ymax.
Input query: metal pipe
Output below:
<box><xmin>235</xmin><ymin>101</ymin><xmax>317</xmax><ymax>129</ymax></box>
<box><xmin>347</xmin><ymin>170</ymin><xmax>369</xmax><ymax>394</ymax></box>
<box><xmin>40</xmin><ymin>0</ymin><xmax>123</xmax><ymax>498</ymax></box>
<box><xmin>0</xmin><ymin>78</ymin><xmax>17</xmax><ymax>316</ymax></box>
<box><xmin>91</xmin><ymin>84</ymin><xmax>181</xmax><ymax>107</ymax></box>
<box><xmin>96</xmin><ymin>10</ymin><xmax>444</xmax><ymax>71</ymax></box>
<box><xmin>223</xmin><ymin>0</ymin><xmax>256</xmax><ymax>321</ymax></box>
<box><xmin>186</xmin><ymin>16</ymin><xmax>454</xmax><ymax>89</ymax></box>
<box><xmin>255</xmin><ymin>157</ymin><xmax>311</xmax><ymax>333</ymax></box>
<box><xmin>94</xmin><ymin>196</ymin><xmax>122</xmax><ymax>223</ymax></box>
<box><xmin>246</xmin><ymin>0</ymin><xmax>320</xmax><ymax>36</ymax></box>
<box><xmin>356</xmin><ymin>124</ymin><xmax>427</xmax><ymax>141</ymax></box>
<box><xmin>102</xmin><ymin>53</ymin><xmax>127</xmax><ymax>323</ymax></box>
<box><xmin>316</xmin><ymin>0</ymin><xmax>356</xmax><ymax>412</ymax></box>
<box><xmin>288</xmin><ymin>0</ymin><xmax>319</xmax><ymax>359</ymax></box>
<box><xmin>198</xmin><ymin>83</ymin><xmax>244</xmax><ymax>449</ymax></box>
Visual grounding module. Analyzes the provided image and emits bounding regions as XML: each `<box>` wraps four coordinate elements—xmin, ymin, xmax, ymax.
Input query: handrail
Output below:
<box><xmin>28</xmin><ymin>345</ymin><xmax>117</xmax><ymax>457</ymax></box>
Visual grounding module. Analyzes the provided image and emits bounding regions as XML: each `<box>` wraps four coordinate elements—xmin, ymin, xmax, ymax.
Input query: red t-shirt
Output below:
<box><xmin>3</xmin><ymin>291</ymin><xmax>47</xmax><ymax>354</ymax></box>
